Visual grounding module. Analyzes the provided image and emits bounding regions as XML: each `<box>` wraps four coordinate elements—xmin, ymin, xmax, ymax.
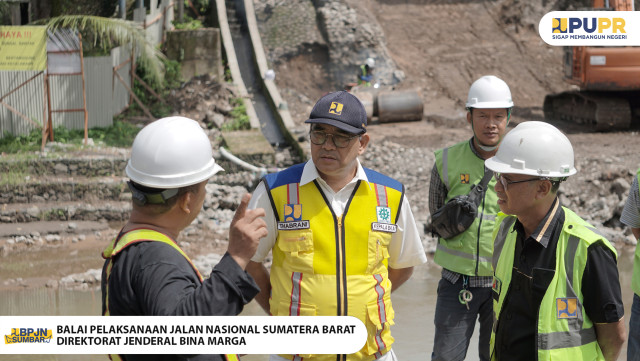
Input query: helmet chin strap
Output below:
<box><xmin>475</xmin><ymin>138</ymin><xmax>498</xmax><ymax>151</ymax></box>
<box><xmin>470</xmin><ymin>108</ymin><xmax>511</xmax><ymax>153</ymax></box>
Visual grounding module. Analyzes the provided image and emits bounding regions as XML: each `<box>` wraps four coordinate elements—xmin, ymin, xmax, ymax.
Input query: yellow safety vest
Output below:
<box><xmin>490</xmin><ymin>208</ymin><xmax>617</xmax><ymax>361</ymax></box>
<box><xmin>102</xmin><ymin>229</ymin><xmax>239</xmax><ymax>361</ymax></box>
<box><xmin>263</xmin><ymin>163</ymin><xmax>404</xmax><ymax>361</ymax></box>
<box><xmin>433</xmin><ymin>140</ymin><xmax>498</xmax><ymax>276</ymax></box>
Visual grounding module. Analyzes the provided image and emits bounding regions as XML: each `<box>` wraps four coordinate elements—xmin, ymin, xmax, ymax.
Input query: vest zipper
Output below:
<box><xmin>337</xmin><ymin>216</ymin><xmax>346</xmax><ymax>316</ymax></box>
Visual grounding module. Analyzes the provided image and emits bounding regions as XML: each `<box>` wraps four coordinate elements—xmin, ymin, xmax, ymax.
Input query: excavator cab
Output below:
<box><xmin>544</xmin><ymin>0</ymin><xmax>640</xmax><ymax>130</ymax></box>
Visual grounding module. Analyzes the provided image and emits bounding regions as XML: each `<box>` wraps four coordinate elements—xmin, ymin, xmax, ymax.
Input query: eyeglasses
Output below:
<box><xmin>309</xmin><ymin>130</ymin><xmax>358</xmax><ymax>148</ymax></box>
<box><xmin>494</xmin><ymin>173</ymin><xmax>541</xmax><ymax>191</ymax></box>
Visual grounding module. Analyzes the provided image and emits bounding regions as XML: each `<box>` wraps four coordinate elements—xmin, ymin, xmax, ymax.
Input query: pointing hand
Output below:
<box><xmin>228</xmin><ymin>193</ymin><xmax>267</xmax><ymax>270</ymax></box>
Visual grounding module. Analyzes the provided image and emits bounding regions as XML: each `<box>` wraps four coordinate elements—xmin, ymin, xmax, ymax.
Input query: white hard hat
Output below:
<box><xmin>485</xmin><ymin>121</ymin><xmax>577</xmax><ymax>178</ymax></box>
<box><xmin>466</xmin><ymin>75</ymin><xmax>514</xmax><ymax>109</ymax></box>
<box><xmin>264</xmin><ymin>69</ymin><xmax>275</xmax><ymax>81</ymax></box>
<box><xmin>126</xmin><ymin>116</ymin><xmax>223</xmax><ymax>189</ymax></box>
<box><xmin>366</xmin><ymin>57</ymin><xmax>375</xmax><ymax>68</ymax></box>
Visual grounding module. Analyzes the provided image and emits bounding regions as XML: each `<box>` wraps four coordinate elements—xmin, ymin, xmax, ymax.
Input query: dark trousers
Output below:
<box><xmin>431</xmin><ymin>276</ymin><xmax>492</xmax><ymax>361</ymax></box>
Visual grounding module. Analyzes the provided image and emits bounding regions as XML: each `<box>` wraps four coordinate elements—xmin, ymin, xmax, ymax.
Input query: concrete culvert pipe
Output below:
<box><xmin>351</xmin><ymin>87</ymin><xmax>380</xmax><ymax>122</ymax></box>
<box><xmin>377</xmin><ymin>89</ymin><xmax>424</xmax><ymax>123</ymax></box>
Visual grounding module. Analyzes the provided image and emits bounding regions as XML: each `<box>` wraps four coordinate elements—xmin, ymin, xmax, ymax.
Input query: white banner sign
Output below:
<box><xmin>0</xmin><ymin>316</ymin><xmax>367</xmax><ymax>355</ymax></box>
<box><xmin>539</xmin><ymin>11</ymin><xmax>640</xmax><ymax>46</ymax></box>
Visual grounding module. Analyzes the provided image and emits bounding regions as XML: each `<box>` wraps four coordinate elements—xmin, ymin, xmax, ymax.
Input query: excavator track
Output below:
<box><xmin>543</xmin><ymin>91</ymin><xmax>631</xmax><ymax>132</ymax></box>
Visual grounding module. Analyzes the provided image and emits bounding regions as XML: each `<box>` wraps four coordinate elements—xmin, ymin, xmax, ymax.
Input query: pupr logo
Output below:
<box><xmin>552</xmin><ymin>18</ymin><xmax>567</xmax><ymax>33</ymax></box>
<box><xmin>552</xmin><ymin>17</ymin><xmax>625</xmax><ymax>34</ymax></box>
<box><xmin>540</xmin><ymin>11</ymin><xmax>637</xmax><ymax>46</ymax></box>
<box><xmin>284</xmin><ymin>204</ymin><xmax>302</xmax><ymax>222</ymax></box>
<box><xmin>4</xmin><ymin>328</ymin><xmax>52</xmax><ymax>344</ymax></box>
<box><xmin>329</xmin><ymin>102</ymin><xmax>343</xmax><ymax>115</ymax></box>
<box><xmin>556</xmin><ymin>297</ymin><xmax>579</xmax><ymax>319</ymax></box>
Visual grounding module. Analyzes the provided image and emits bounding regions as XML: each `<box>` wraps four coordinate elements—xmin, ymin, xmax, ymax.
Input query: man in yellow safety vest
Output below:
<box><xmin>246</xmin><ymin>91</ymin><xmax>427</xmax><ymax>361</ymax></box>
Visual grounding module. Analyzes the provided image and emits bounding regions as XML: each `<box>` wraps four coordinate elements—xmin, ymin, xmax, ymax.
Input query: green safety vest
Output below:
<box><xmin>358</xmin><ymin>64</ymin><xmax>372</xmax><ymax>86</ymax></box>
<box><xmin>102</xmin><ymin>229</ymin><xmax>239</xmax><ymax>361</ymax></box>
<box><xmin>490</xmin><ymin>207</ymin><xmax>617</xmax><ymax>361</ymax></box>
<box><xmin>433</xmin><ymin>140</ymin><xmax>498</xmax><ymax>276</ymax></box>
<box><xmin>633</xmin><ymin>168</ymin><xmax>640</xmax><ymax>296</ymax></box>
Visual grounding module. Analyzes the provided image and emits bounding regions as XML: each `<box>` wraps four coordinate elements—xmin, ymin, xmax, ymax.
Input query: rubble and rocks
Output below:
<box><xmin>254</xmin><ymin>0</ymin><xmax>399</xmax><ymax>87</ymax></box>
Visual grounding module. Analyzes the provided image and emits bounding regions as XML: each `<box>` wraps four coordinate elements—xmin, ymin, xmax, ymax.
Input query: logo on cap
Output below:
<box><xmin>329</xmin><ymin>102</ymin><xmax>343</xmax><ymax>115</ymax></box>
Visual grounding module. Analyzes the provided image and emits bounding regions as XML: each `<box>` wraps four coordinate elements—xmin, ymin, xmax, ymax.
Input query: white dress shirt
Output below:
<box><xmin>249</xmin><ymin>158</ymin><xmax>427</xmax><ymax>269</ymax></box>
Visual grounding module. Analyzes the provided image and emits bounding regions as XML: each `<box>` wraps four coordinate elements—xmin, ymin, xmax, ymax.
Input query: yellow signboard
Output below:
<box><xmin>0</xmin><ymin>26</ymin><xmax>47</xmax><ymax>71</ymax></box>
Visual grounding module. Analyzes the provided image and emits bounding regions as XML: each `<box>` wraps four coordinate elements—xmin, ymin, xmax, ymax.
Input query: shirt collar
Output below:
<box><xmin>468</xmin><ymin>137</ymin><xmax>483</xmax><ymax>159</ymax></box>
<box><xmin>514</xmin><ymin>197</ymin><xmax>562</xmax><ymax>248</ymax></box>
<box><xmin>300</xmin><ymin>158</ymin><xmax>368</xmax><ymax>187</ymax></box>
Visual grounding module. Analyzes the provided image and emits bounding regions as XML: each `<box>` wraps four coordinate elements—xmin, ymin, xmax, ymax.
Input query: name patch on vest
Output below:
<box><xmin>556</xmin><ymin>297</ymin><xmax>579</xmax><ymax>319</ymax></box>
<box><xmin>277</xmin><ymin>221</ymin><xmax>310</xmax><ymax>230</ymax></box>
<box><xmin>371</xmin><ymin>222</ymin><xmax>397</xmax><ymax>233</ymax></box>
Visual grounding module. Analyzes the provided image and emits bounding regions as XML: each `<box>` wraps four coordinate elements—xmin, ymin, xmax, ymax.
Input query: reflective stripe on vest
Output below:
<box><xmin>433</xmin><ymin>141</ymin><xmax>498</xmax><ymax>276</ymax></box>
<box><xmin>289</xmin><ymin>272</ymin><xmax>303</xmax><ymax>316</ymax></box>
<box><xmin>490</xmin><ymin>208</ymin><xmax>616</xmax><ymax>360</ymax></box>
<box><xmin>263</xmin><ymin>165</ymin><xmax>403</xmax><ymax>360</ymax></box>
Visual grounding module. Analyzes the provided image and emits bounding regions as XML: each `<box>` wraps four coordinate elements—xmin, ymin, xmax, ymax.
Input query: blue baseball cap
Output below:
<box><xmin>305</xmin><ymin>91</ymin><xmax>367</xmax><ymax>134</ymax></box>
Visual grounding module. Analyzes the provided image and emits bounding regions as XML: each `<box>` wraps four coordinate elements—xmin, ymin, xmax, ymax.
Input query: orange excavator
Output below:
<box><xmin>543</xmin><ymin>0</ymin><xmax>640</xmax><ymax>131</ymax></box>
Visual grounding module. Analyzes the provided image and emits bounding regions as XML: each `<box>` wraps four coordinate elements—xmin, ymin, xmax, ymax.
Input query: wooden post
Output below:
<box><xmin>45</xmin><ymin>72</ymin><xmax>54</xmax><ymax>141</ymax></box>
<box><xmin>78</xmin><ymin>33</ymin><xmax>89</xmax><ymax>145</ymax></box>
<box><xmin>133</xmin><ymin>72</ymin><xmax>163</xmax><ymax>102</ymax></box>
<box><xmin>129</xmin><ymin>43</ymin><xmax>135</xmax><ymax>106</ymax></box>
<box><xmin>41</xmin><ymin>74</ymin><xmax>48</xmax><ymax>151</ymax></box>
<box><xmin>114</xmin><ymin>69</ymin><xmax>155</xmax><ymax>121</ymax></box>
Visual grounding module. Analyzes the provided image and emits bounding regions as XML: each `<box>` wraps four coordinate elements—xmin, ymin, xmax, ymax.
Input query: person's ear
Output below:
<box><xmin>358</xmin><ymin>133</ymin><xmax>370</xmax><ymax>155</ymax></box>
<box><xmin>179</xmin><ymin>192</ymin><xmax>192</xmax><ymax>214</ymax></box>
<box><xmin>535</xmin><ymin>180</ymin><xmax>552</xmax><ymax>200</ymax></box>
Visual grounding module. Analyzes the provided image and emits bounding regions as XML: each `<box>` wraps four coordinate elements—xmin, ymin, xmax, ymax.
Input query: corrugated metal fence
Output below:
<box><xmin>0</xmin><ymin>0</ymin><xmax>173</xmax><ymax>138</ymax></box>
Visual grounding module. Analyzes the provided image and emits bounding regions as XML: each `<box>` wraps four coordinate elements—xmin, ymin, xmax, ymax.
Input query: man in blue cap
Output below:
<box><xmin>246</xmin><ymin>91</ymin><xmax>427</xmax><ymax>361</ymax></box>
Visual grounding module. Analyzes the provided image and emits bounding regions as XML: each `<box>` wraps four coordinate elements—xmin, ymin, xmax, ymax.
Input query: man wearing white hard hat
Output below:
<box><xmin>429</xmin><ymin>75</ymin><xmax>512</xmax><ymax>361</ymax></box>
<box><xmin>101</xmin><ymin>117</ymin><xmax>268</xmax><ymax>361</ymax></box>
<box><xmin>487</xmin><ymin>121</ymin><xmax>625</xmax><ymax>361</ymax></box>
<box><xmin>357</xmin><ymin>57</ymin><xmax>376</xmax><ymax>87</ymax></box>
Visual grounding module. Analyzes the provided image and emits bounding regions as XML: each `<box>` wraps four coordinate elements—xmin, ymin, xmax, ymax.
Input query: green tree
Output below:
<box><xmin>45</xmin><ymin>15</ymin><xmax>165</xmax><ymax>86</ymax></box>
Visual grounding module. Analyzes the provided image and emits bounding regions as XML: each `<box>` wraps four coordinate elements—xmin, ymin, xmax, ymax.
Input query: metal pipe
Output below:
<box><xmin>377</xmin><ymin>89</ymin><xmax>424</xmax><ymax>123</ymax></box>
<box><xmin>119</xmin><ymin>0</ymin><xmax>126</xmax><ymax>19</ymax></box>
<box><xmin>219</xmin><ymin>147</ymin><xmax>268</xmax><ymax>175</ymax></box>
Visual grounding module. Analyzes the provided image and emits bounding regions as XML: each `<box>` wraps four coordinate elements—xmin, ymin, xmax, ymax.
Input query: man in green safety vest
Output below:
<box><xmin>429</xmin><ymin>75</ymin><xmax>512</xmax><ymax>361</ymax></box>
<box><xmin>101</xmin><ymin>116</ymin><xmax>268</xmax><ymax>361</ymax></box>
<box><xmin>357</xmin><ymin>57</ymin><xmax>375</xmax><ymax>86</ymax></box>
<box><xmin>486</xmin><ymin>121</ymin><xmax>625</xmax><ymax>361</ymax></box>
<box><xmin>621</xmin><ymin>167</ymin><xmax>640</xmax><ymax>361</ymax></box>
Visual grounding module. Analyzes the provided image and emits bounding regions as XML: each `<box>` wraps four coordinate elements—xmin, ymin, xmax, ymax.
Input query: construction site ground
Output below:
<box><xmin>2</xmin><ymin>0</ymin><xmax>640</xmax><ymax>294</ymax></box>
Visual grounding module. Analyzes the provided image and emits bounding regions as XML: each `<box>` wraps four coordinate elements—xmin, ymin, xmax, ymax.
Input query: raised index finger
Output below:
<box><xmin>232</xmin><ymin>193</ymin><xmax>252</xmax><ymax>223</ymax></box>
